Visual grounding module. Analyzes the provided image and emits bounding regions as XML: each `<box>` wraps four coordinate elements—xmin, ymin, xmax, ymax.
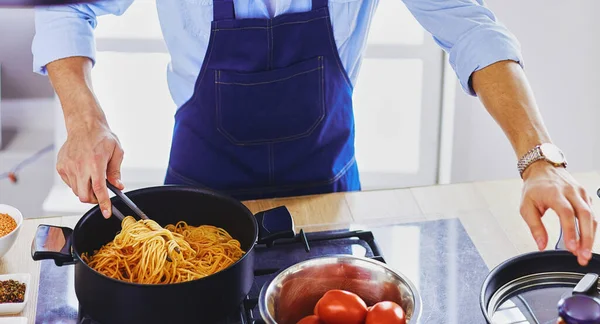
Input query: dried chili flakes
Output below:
<box><xmin>0</xmin><ymin>279</ymin><xmax>26</xmax><ymax>303</ymax></box>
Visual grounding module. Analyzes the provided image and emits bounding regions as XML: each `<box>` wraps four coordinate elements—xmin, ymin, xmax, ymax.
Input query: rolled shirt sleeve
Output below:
<box><xmin>32</xmin><ymin>0</ymin><xmax>134</xmax><ymax>75</ymax></box>
<box><xmin>402</xmin><ymin>0</ymin><xmax>524</xmax><ymax>96</ymax></box>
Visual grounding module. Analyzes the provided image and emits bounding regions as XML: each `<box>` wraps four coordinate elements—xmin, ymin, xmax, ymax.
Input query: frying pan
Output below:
<box><xmin>31</xmin><ymin>185</ymin><xmax>297</xmax><ymax>324</ymax></box>
<box><xmin>481</xmin><ymin>191</ymin><xmax>600</xmax><ymax>324</ymax></box>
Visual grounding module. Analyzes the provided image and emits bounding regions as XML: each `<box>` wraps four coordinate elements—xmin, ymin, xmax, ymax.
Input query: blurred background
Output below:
<box><xmin>0</xmin><ymin>0</ymin><xmax>598</xmax><ymax>218</ymax></box>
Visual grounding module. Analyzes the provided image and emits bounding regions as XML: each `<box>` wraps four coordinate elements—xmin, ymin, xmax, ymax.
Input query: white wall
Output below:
<box><xmin>0</xmin><ymin>9</ymin><xmax>54</xmax><ymax>100</ymax></box>
<box><xmin>450</xmin><ymin>0</ymin><xmax>600</xmax><ymax>183</ymax></box>
<box><xmin>0</xmin><ymin>8</ymin><xmax>55</xmax><ymax>135</ymax></box>
<box><xmin>0</xmin><ymin>8</ymin><xmax>55</xmax><ymax>217</ymax></box>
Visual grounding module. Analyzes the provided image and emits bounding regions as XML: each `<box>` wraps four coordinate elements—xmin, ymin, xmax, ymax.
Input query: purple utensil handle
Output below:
<box><xmin>558</xmin><ymin>273</ymin><xmax>600</xmax><ymax>324</ymax></box>
<box><xmin>558</xmin><ymin>295</ymin><xmax>600</xmax><ymax>324</ymax></box>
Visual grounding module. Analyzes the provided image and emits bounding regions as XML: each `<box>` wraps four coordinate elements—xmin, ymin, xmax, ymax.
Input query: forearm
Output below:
<box><xmin>47</xmin><ymin>57</ymin><xmax>124</xmax><ymax>213</ymax></box>
<box><xmin>46</xmin><ymin>57</ymin><xmax>108</xmax><ymax>132</ymax></box>
<box><xmin>471</xmin><ymin>60</ymin><xmax>551</xmax><ymax>159</ymax></box>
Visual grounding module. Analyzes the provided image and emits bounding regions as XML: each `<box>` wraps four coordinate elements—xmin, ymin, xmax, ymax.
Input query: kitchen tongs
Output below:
<box><xmin>105</xmin><ymin>180</ymin><xmax>149</xmax><ymax>222</ymax></box>
<box><xmin>104</xmin><ymin>180</ymin><xmax>179</xmax><ymax>261</ymax></box>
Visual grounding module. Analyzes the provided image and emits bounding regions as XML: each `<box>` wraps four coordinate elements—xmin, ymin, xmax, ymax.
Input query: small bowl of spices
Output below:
<box><xmin>0</xmin><ymin>273</ymin><xmax>30</xmax><ymax>315</ymax></box>
<box><xmin>0</xmin><ymin>205</ymin><xmax>22</xmax><ymax>258</ymax></box>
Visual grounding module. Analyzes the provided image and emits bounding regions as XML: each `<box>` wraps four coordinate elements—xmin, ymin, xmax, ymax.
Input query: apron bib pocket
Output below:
<box><xmin>216</xmin><ymin>56</ymin><xmax>325</xmax><ymax>145</ymax></box>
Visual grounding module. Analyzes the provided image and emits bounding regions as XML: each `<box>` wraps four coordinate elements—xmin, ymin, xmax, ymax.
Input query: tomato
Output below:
<box><xmin>365</xmin><ymin>301</ymin><xmax>406</xmax><ymax>324</ymax></box>
<box><xmin>296</xmin><ymin>315</ymin><xmax>323</xmax><ymax>324</ymax></box>
<box><xmin>314</xmin><ymin>290</ymin><xmax>367</xmax><ymax>324</ymax></box>
<box><xmin>277</xmin><ymin>278</ymin><xmax>345</xmax><ymax>324</ymax></box>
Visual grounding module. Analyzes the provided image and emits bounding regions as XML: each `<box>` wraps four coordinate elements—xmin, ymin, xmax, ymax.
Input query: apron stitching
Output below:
<box><xmin>224</xmin><ymin>155</ymin><xmax>357</xmax><ymax>194</ymax></box>
<box><xmin>267</xmin><ymin>19</ymin><xmax>273</xmax><ymax>70</ymax></box>
<box><xmin>215</xmin><ymin>27</ymin><xmax>267</xmax><ymax>31</ymax></box>
<box><xmin>215</xmin><ymin>67</ymin><xmax>321</xmax><ymax>86</ymax></box>
<box><xmin>272</xmin><ymin>16</ymin><xmax>327</xmax><ymax>28</ymax></box>
<box><xmin>215</xmin><ymin>70</ymin><xmax>220</xmax><ymax>130</ymax></box>
<box><xmin>173</xmin><ymin>28</ymin><xmax>218</xmax><ymax>119</ymax></box>
<box><xmin>270</xmin><ymin>19</ymin><xmax>274</xmax><ymax>70</ymax></box>
<box><xmin>215</xmin><ymin>61</ymin><xmax>325</xmax><ymax>145</ymax></box>
<box><xmin>324</xmin><ymin>15</ymin><xmax>353</xmax><ymax>90</ymax></box>
<box><xmin>199</xmin><ymin>29</ymin><xmax>218</xmax><ymax>88</ymax></box>
<box><xmin>167</xmin><ymin>155</ymin><xmax>357</xmax><ymax>195</ymax></box>
<box><xmin>217</xmin><ymin>97</ymin><xmax>325</xmax><ymax>145</ymax></box>
<box><xmin>268</xmin><ymin>144</ymin><xmax>274</xmax><ymax>184</ymax></box>
<box><xmin>166</xmin><ymin>167</ymin><xmax>212</xmax><ymax>189</ymax></box>
<box><xmin>213</xmin><ymin>16</ymin><xmax>327</xmax><ymax>31</ymax></box>
<box><xmin>320</xmin><ymin>56</ymin><xmax>325</xmax><ymax>118</ymax></box>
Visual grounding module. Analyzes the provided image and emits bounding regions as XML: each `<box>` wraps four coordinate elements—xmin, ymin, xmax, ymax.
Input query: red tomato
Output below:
<box><xmin>314</xmin><ymin>290</ymin><xmax>367</xmax><ymax>324</ymax></box>
<box><xmin>296</xmin><ymin>315</ymin><xmax>323</xmax><ymax>324</ymax></box>
<box><xmin>365</xmin><ymin>301</ymin><xmax>406</xmax><ymax>324</ymax></box>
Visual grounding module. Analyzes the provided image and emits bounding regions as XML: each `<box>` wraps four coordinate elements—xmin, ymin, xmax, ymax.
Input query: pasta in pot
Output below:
<box><xmin>81</xmin><ymin>216</ymin><xmax>245</xmax><ymax>284</ymax></box>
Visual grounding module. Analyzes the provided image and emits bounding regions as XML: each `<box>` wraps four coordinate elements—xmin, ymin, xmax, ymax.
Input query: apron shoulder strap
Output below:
<box><xmin>213</xmin><ymin>0</ymin><xmax>235</xmax><ymax>21</ymax></box>
<box><xmin>312</xmin><ymin>0</ymin><xmax>328</xmax><ymax>9</ymax></box>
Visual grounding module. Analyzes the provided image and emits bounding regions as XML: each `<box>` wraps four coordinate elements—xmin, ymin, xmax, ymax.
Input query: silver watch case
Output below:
<box><xmin>517</xmin><ymin>143</ymin><xmax>567</xmax><ymax>177</ymax></box>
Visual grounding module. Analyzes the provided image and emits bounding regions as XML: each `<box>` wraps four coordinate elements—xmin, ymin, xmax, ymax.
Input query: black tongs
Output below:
<box><xmin>105</xmin><ymin>180</ymin><xmax>149</xmax><ymax>222</ymax></box>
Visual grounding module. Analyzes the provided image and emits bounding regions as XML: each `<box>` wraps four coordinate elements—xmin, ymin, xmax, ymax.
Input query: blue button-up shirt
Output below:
<box><xmin>32</xmin><ymin>0</ymin><xmax>523</xmax><ymax>108</ymax></box>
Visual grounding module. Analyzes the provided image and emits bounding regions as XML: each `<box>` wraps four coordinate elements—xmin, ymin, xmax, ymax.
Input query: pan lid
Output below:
<box><xmin>481</xmin><ymin>225</ymin><xmax>600</xmax><ymax>324</ymax></box>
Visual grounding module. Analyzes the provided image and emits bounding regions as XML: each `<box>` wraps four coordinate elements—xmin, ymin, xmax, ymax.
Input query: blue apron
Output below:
<box><xmin>165</xmin><ymin>0</ymin><xmax>360</xmax><ymax>200</ymax></box>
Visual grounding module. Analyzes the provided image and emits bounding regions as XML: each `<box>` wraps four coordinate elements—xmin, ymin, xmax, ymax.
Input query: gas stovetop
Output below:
<box><xmin>35</xmin><ymin>218</ymin><xmax>489</xmax><ymax>324</ymax></box>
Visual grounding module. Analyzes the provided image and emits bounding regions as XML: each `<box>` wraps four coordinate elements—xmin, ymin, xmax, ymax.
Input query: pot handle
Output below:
<box><xmin>31</xmin><ymin>224</ymin><xmax>76</xmax><ymax>266</ymax></box>
<box><xmin>254</xmin><ymin>206</ymin><xmax>296</xmax><ymax>246</ymax></box>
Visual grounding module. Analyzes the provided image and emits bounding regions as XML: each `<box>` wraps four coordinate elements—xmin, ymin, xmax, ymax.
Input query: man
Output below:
<box><xmin>32</xmin><ymin>0</ymin><xmax>595</xmax><ymax>266</ymax></box>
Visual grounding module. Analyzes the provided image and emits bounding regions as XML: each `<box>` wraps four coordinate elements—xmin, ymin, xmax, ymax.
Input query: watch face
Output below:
<box><xmin>540</xmin><ymin>143</ymin><xmax>566</xmax><ymax>164</ymax></box>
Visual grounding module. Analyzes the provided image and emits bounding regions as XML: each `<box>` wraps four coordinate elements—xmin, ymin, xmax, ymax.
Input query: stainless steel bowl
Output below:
<box><xmin>258</xmin><ymin>255</ymin><xmax>422</xmax><ymax>324</ymax></box>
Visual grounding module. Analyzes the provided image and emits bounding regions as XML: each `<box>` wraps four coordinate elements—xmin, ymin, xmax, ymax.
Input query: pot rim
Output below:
<box><xmin>71</xmin><ymin>184</ymin><xmax>260</xmax><ymax>288</ymax></box>
<box><xmin>479</xmin><ymin>250</ymin><xmax>600</xmax><ymax>323</ymax></box>
<box><xmin>258</xmin><ymin>254</ymin><xmax>422</xmax><ymax>324</ymax></box>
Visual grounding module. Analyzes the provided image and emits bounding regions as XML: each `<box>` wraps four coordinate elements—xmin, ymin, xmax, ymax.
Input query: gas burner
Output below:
<box><xmin>38</xmin><ymin>218</ymin><xmax>492</xmax><ymax>324</ymax></box>
<box><xmin>78</xmin><ymin>304</ymin><xmax>248</xmax><ymax>324</ymax></box>
<box><xmin>53</xmin><ymin>229</ymin><xmax>384</xmax><ymax>324</ymax></box>
<box><xmin>237</xmin><ymin>229</ymin><xmax>386</xmax><ymax>324</ymax></box>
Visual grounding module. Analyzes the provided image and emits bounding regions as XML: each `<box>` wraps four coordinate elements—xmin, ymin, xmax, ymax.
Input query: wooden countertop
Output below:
<box><xmin>4</xmin><ymin>171</ymin><xmax>600</xmax><ymax>323</ymax></box>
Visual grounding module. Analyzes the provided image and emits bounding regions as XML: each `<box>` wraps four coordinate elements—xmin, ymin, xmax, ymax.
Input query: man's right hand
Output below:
<box><xmin>46</xmin><ymin>56</ymin><xmax>125</xmax><ymax>218</ymax></box>
<box><xmin>57</xmin><ymin>120</ymin><xmax>124</xmax><ymax>218</ymax></box>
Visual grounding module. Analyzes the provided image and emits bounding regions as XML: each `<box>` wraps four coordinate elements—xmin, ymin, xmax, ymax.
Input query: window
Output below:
<box><xmin>353</xmin><ymin>0</ymin><xmax>444</xmax><ymax>189</ymax></box>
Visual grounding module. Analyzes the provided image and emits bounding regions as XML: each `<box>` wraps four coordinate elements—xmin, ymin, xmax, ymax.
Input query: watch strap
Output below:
<box><xmin>518</xmin><ymin>145</ymin><xmax>545</xmax><ymax>177</ymax></box>
<box><xmin>517</xmin><ymin>144</ymin><xmax>567</xmax><ymax>177</ymax></box>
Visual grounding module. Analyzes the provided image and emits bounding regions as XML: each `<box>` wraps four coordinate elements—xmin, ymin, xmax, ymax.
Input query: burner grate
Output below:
<box><xmin>52</xmin><ymin>227</ymin><xmax>384</xmax><ymax>324</ymax></box>
<box><xmin>241</xmin><ymin>229</ymin><xmax>386</xmax><ymax>324</ymax></box>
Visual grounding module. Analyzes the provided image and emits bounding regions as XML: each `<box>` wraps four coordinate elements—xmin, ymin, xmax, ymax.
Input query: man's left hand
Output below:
<box><xmin>520</xmin><ymin>162</ymin><xmax>597</xmax><ymax>266</ymax></box>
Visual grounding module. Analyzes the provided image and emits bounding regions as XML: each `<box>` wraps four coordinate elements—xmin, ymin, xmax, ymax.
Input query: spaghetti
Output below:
<box><xmin>81</xmin><ymin>216</ymin><xmax>245</xmax><ymax>284</ymax></box>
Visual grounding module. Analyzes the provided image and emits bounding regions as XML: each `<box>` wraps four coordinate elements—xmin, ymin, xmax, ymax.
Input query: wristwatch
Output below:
<box><xmin>517</xmin><ymin>143</ymin><xmax>567</xmax><ymax>178</ymax></box>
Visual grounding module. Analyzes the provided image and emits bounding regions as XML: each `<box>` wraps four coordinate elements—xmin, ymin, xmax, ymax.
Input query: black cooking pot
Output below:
<box><xmin>31</xmin><ymin>185</ymin><xmax>296</xmax><ymax>324</ymax></box>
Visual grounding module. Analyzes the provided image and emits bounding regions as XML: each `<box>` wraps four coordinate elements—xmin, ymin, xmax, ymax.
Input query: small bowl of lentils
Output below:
<box><xmin>0</xmin><ymin>204</ymin><xmax>23</xmax><ymax>259</ymax></box>
<box><xmin>0</xmin><ymin>273</ymin><xmax>30</xmax><ymax>315</ymax></box>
